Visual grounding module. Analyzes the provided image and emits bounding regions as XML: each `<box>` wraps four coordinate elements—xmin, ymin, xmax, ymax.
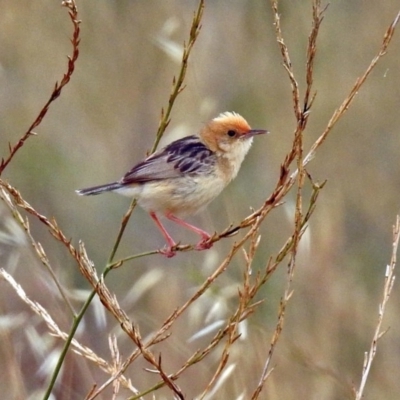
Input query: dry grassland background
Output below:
<box><xmin>0</xmin><ymin>1</ymin><xmax>400</xmax><ymax>399</ymax></box>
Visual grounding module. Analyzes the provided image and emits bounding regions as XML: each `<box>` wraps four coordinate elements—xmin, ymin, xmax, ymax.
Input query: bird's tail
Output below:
<box><xmin>76</xmin><ymin>181</ymin><xmax>123</xmax><ymax>196</ymax></box>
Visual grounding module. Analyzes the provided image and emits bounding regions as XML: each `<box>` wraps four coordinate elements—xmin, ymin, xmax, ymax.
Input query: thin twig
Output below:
<box><xmin>303</xmin><ymin>10</ymin><xmax>400</xmax><ymax>168</ymax></box>
<box><xmin>0</xmin><ymin>0</ymin><xmax>80</xmax><ymax>175</ymax></box>
<box><xmin>151</xmin><ymin>0</ymin><xmax>205</xmax><ymax>153</ymax></box>
<box><xmin>354</xmin><ymin>215</ymin><xmax>399</xmax><ymax>400</ymax></box>
<box><xmin>198</xmin><ymin>230</ymin><xmax>261</xmax><ymax>399</ymax></box>
<box><xmin>0</xmin><ymin>188</ymin><xmax>76</xmax><ymax>316</ymax></box>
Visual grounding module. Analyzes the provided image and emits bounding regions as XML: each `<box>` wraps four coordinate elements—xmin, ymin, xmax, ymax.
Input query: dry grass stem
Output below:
<box><xmin>125</xmin><ymin>185</ymin><xmax>319</xmax><ymax>398</ymax></box>
<box><xmin>303</xmin><ymin>9</ymin><xmax>400</xmax><ymax>168</ymax></box>
<box><xmin>198</xmin><ymin>230</ymin><xmax>262</xmax><ymax>399</ymax></box>
<box><xmin>0</xmin><ymin>187</ymin><xmax>75</xmax><ymax>315</ymax></box>
<box><xmin>82</xmin><ymin>268</ymin><xmax>186</xmax><ymax>398</ymax></box>
<box><xmin>151</xmin><ymin>0</ymin><xmax>205</xmax><ymax>153</ymax></box>
<box><xmin>91</xmin><ymin>222</ymin><xmax>261</xmax><ymax>399</ymax></box>
<box><xmin>0</xmin><ymin>0</ymin><xmax>80</xmax><ymax>175</ymax></box>
<box><xmin>0</xmin><ymin>180</ymin><xmax>90</xmax><ymax>279</ymax></box>
<box><xmin>354</xmin><ymin>216</ymin><xmax>400</xmax><ymax>399</ymax></box>
<box><xmin>0</xmin><ymin>269</ymin><xmax>138</xmax><ymax>396</ymax></box>
<box><xmin>84</xmin><ymin>335</ymin><xmax>137</xmax><ymax>400</ymax></box>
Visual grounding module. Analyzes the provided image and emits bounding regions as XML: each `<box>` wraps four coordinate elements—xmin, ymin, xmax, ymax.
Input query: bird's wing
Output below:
<box><xmin>121</xmin><ymin>136</ymin><xmax>216</xmax><ymax>184</ymax></box>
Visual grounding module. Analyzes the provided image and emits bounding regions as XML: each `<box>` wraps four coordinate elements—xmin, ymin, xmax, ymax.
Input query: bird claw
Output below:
<box><xmin>159</xmin><ymin>247</ymin><xmax>176</xmax><ymax>258</ymax></box>
<box><xmin>158</xmin><ymin>238</ymin><xmax>212</xmax><ymax>256</ymax></box>
<box><xmin>195</xmin><ymin>239</ymin><xmax>213</xmax><ymax>251</ymax></box>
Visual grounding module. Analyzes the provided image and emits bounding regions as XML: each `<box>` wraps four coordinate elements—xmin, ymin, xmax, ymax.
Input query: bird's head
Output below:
<box><xmin>200</xmin><ymin>111</ymin><xmax>268</xmax><ymax>157</ymax></box>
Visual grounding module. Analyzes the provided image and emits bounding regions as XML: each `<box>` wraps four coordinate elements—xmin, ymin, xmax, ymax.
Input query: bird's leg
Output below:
<box><xmin>149</xmin><ymin>212</ymin><xmax>176</xmax><ymax>258</ymax></box>
<box><xmin>165</xmin><ymin>212</ymin><xmax>213</xmax><ymax>251</ymax></box>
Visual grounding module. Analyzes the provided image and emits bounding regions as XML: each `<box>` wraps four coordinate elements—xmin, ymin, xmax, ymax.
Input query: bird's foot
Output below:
<box><xmin>159</xmin><ymin>246</ymin><xmax>176</xmax><ymax>258</ymax></box>
<box><xmin>195</xmin><ymin>238</ymin><xmax>213</xmax><ymax>251</ymax></box>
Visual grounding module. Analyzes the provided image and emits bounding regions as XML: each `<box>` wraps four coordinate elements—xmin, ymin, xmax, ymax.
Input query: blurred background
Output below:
<box><xmin>0</xmin><ymin>0</ymin><xmax>400</xmax><ymax>399</ymax></box>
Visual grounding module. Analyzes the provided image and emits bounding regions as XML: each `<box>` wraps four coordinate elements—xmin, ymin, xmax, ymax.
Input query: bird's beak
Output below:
<box><xmin>244</xmin><ymin>129</ymin><xmax>269</xmax><ymax>138</ymax></box>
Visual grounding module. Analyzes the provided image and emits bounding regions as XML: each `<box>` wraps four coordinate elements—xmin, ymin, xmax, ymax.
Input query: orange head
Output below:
<box><xmin>200</xmin><ymin>112</ymin><xmax>268</xmax><ymax>155</ymax></box>
<box><xmin>200</xmin><ymin>112</ymin><xmax>267</xmax><ymax>153</ymax></box>
<box><xmin>199</xmin><ymin>111</ymin><xmax>268</xmax><ymax>180</ymax></box>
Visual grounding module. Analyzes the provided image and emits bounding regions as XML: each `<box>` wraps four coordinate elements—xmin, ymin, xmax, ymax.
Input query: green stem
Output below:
<box><xmin>43</xmin><ymin>199</ymin><xmax>137</xmax><ymax>399</ymax></box>
<box><xmin>42</xmin><ymin>289</ymin><xmax>96</xmax><ymax>400</ymax></box>
<box><xmin>108</xmin><ymin>199</ymin><xmax>137</xmax><ymax>263</ymax></box>
<box><xmin>109</xmin><ymin>249</ymin><xmax>161</xmax><ymax>269</ymax></box>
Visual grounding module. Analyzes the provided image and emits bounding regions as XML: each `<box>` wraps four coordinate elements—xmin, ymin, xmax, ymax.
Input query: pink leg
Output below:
<box><xmin>165</xmin><ymin>212</ymin><xmax>212</xmax><ymax>251</ymax></box>
<box><xmin>149</xmin><ymin>212</ymin><xmax>176</xmax><ymax>258</ymax></box>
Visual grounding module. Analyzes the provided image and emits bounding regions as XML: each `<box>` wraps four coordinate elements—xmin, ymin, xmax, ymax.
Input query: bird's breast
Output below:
<box><xmin>135</xmin><ymin>173</ymin><xmax>226</xmax><ymax>217</ymax></box>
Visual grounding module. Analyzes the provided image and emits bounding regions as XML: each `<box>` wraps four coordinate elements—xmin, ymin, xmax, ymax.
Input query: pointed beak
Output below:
<box><xmin>244</xmin><ymin>129</ymin><xmax>269</xmax><ymax>138</ymax></box>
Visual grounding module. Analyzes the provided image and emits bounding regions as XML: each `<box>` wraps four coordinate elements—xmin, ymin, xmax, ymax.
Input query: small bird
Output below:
<box><xmin>76</xmin><ymin>112</ymin><xmax>267</xmax><ymax>257</ymax></box>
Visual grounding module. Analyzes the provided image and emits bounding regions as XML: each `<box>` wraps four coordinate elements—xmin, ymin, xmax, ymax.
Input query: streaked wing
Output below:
<box><xmin>121</xmin><ymin>135</ymin><xmax>216</xmax><ymax>184</ymax></box>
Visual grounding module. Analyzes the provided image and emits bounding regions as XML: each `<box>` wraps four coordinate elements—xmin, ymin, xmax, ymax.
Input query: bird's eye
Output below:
<box><xmin>227</xmin><ymin>130</ymin><xmax>236</xmax><ymax>137</ymax></box>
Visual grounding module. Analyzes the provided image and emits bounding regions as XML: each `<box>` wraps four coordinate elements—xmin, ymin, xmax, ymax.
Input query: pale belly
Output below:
<box><xmin>116</xmin><ymin>174</ymin><xmax>226</xmax><ymax>217</ymax></box>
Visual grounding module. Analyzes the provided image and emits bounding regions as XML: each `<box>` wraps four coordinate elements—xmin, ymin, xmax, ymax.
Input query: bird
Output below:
<box><xmin>76</xmin><ymin>112</ymin><xmax>267</xmax><ymax>257</ymax></box>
